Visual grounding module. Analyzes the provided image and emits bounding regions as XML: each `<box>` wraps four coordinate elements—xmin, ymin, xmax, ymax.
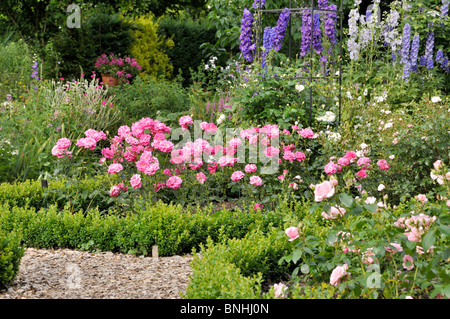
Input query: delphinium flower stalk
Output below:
<box><xmin>300</xmin><ymin>8</ymin><xmax>312</xmax><ymax>57</ymax></box>
<box><xmin>261</xmin><ymin>26</ymin><xmax>274</xmax><ymax>69</ymax></box>
<box><xmin>252</xmin><ymin>0</ymin><xmax>266</xmax><ymax>10</ymax></box>
<box><xmin>239</xmin><ymin>9</ymin><xmax>256</xmax><ymax>63</ymax></box>
<box><xmin>312</xmin><ymin>13</ymin><xmax>323</xmax><ymax>54</ymax></box>
<box><xmin>440</xmin><ymin>56</ymin><xmax>449</xmax><ymax>72</ymax></box>
<box><xmin>441</xmin><ymin>1</ymin><xmax>449</xmax><ymax>18</ymax></box>
<box><xmin>402</xmin><ymin>58</ymin><xmax>411</xmax><ymax>82</ymax></box>
<box><xmin>272</xmin><ymin>9</ymin><xmax>290</xmax><ymax>52</ymax></box>
<box><xmin>410</xmin><ymin>33</ymin><xmax>420</xmax><ymax>72</ymax></box>
<box><xmin>325</xmin><ymin>4</ymin><xmax>338</xmax><ymax>46</ymax></box>
<box><xmin>347</xmin><ymin>8</ymin><xmax>360</xmax><ymax>61</ymax></box>
<box><xmin>424</xmin><ymin>31</ymin><xmax>435</xmax><ymax>69</ymax></box>
<box><xmin>436</xmin><ymin>49</ymin><xmax>443</xmax><ymax>64</ymax></box>
<box><xmin>400</xmin><ymin>23</ymin><xmax>411</xmax><ymax>65</ymax></box>
<box><xmin>318</xmin><ymin>0</ymin><xmax>328</xmax><ymax>9</ymax></box>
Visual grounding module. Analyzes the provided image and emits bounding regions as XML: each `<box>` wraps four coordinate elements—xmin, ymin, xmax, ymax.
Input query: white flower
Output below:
<box><xmin>431</xmin><ymin>96</ymin><xmax>442</xmax><ymax>103</ymax></box>
<box><xmin>346</xmin><ymin>91</ymin><xmax>353</xmax><ymax>99</ymax></box>
<box><xmin>295</xmin><ymin>84</ymin><xmax>305</xmax><ymax>92</ymax></box>
<box><xmin>378</xmin><ymin>184</ymin><xmax>385</xmax><ymax>191</ymax></box>
<box><xmin>328</xmin><ymin>132</ymin><xmax>341</xmax><ymax>142</ymax></box>
<box><xmin>204</xmin><ymin>64</ymin><xmax>209</xmax><ymax>70</ymax></box>
<box><xmin>216</xmin><ymin>114</ymin><xmax>226</xmax><ymax>125</ymax></box>
<box><xmin>384</xmin><ymin>122</ymin><xmax>393</xmax><ymax>129</ymax></box>
<box><xmin>389</xmin><ymin>155</ymin><xmax>395</xmax><ymax>160</ymax></box>
<box><xmin>360</xmin><ymin>143</ymin><xmax>368</xmax><ymax>149</ymax></box>
<box><xmin>316</xmin><ymin>111</ymin><xmax>336</xmax><ymax>122</ymax></box>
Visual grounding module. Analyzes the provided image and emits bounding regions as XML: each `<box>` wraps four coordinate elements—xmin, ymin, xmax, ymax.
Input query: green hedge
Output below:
<box><xmin>0</xmin><ymin>201</ymin><xmax>284</xmax><ymax>256</ymax></box>
<box><xmin>0</xmin><ymin>231</ymin><xmax>25</xmax><ymax>290</ymax></box>
<box><xmin>183</xmin><ymin>229</ymin><xmax>292</xmax><ymax>299</ymax></box>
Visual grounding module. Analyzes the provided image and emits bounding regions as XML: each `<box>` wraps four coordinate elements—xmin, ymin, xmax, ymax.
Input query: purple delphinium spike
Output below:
<box><xmin>400</xmin><ymin>23</ymin><xmax>411</xmax><ymax>65</ymax></box>
<box><xmin>441</xmin><ymin>1</ymin><xmax>448</xmax><ymax>18</ymax></box>
<box><xmin>252</xmin><ymin>0</ymin><xmax>266</xmax><ymax>10</ymax></box>
<box><xmin>325</xmin><ymin>4</ymin><xmax>338</xmax><ymax>46</ymax></box>
<box><xmin>436</xmin><ymin>49</ymin><xmax>444</xmax><ymax>64</ymax></box>
<box><xmin>425</xmin><ymin>32</ymin><xmax>435</xmax><ymax>69</ymax></box>
<box><xmin>272</xmin><ymin>9</ymin><xmax>290</xmax><ymax>52</ymax></box>
<box><xmin>318</xmin><ymin>0</ymin><xmax>329</xmax><ymax>9</ymax></box>
<box><xmin>312</xmin><ymin>13</ymin><xmax>323</xmax><ymax>54</ymax></box>
<box><xmin>239</xmin><ymin>9</ymin><xmax>255</xmax><ymax>63</ymax></box>
<box><xmin>403</xmin><ymin>59</ymin><xmax>411</xmax><ymax>82</ymax></box>
<box><xmin>419</xmin><ymin>55</ymin><xmax>427</xmax><ymax>66</ymax></box>
<box><xmin>410</xmin><ymin>33</ymin><xmax>420</xmax><ymax>72</ymax></box>
<box><xmin>300</xmin><ymin>9</ymin><xmax>312</xmax><ymax>57</ymax></box>
<box><xmin>440</xmin><ymin>56</ymin><xmax>449</xmax><ymax>72</ymax></box>
<box><xmin>261</xmin><ymin>26</ymin><xmax>274</xmax><ymax>69</ymax></box>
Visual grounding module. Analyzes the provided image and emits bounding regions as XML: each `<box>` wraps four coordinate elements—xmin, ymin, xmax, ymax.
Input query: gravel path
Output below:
<box><xmin>0</xmin><ymin>247</ymin><xmax>193</xmax><ymax>299</ymax></box>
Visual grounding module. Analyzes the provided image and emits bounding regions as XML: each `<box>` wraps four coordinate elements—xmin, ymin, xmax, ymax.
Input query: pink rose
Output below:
<box><xmin>109</xmin><ymin>185</ymin><xmax>120</xmax><ymax>197</ymax></box>
<box><xmin>365</xmin><ymin>196</ymin><xmax>376</xmax><ymax>204</ymax></box>
<box><xmin>254</xmin><ymin>203</ymin><xmax>264</xmax><ymax>211</ymax></box>
<box><xmin>56</xmin><ymin>138</ymin><xmax>71</xmax><ymax>150</ymax></box>
<box><xmin>338</xmin><ymin>156</ymin><xmax>350</xmax><ymax>166</ymax></box>
<box><xmin>355</xmin><ymin>169</ymin><xmax>367</xmax><ymax>179</ymax></box>
<box><xmin>285</xmin><ymin>227</ymin><xmax>299</xmax><ymax>241</ymax></box>
<box><xmin>264</xmin><ymin>146</ymin><xmax>280</xmax><ymax>158</ymax></box>
<box><xmin>377</xmin><ymin>159</ymin><xmax>390</xmax><ymax>171</ymax></box>
<box><xmin>415</xmin><ymin>194</ymin><xmax>428</xmax><ymax>203</ymax></box>
<box><xmin>403</xmin><ymin>255</ymin><xmax>414</xmax><ymax>271</ymax></box>
<box><xmin>295</xmin><ymin>151</ymin><xmax>306</xmax><ymax>162</ymax></box>
<box><xmin>107</xmin><ymin>163</ymin><xmax>123</xmax><ymax>175</ymax></box>
<box><xmin>298</xmin><ymin>128</ymin><xmax>315</xmax><ymax>138</ymax></box>
<box><xmin>321</xmin><ymin>206</ymin><xmax>346</xmax><ymax>220</ymax></box>
<box><xmin>231</xmin><ymin>170</ymin><xmax>245</xmax><ymax>182</ymax></box>
<box><xmin>273</xmin><ymin>283</ymin><xmax>288</xmax><ymax>298</ymax></box>
<box><xmin>330</xmin><ymin>264</ymin><xmax>349</xmax><ymax>286</ymax></box>
<box><xmin>433</xmin><ymin>160</ymin><xmax>442</xmax><ymax>171</ymax></box>
<box><xmin>324</xmin><ymin>161</ymin><xmax>338</xmax><ymax>175</ymax></box>
<box><xmin>196</xmin><ymin>172</ymin><xmax>207</xmax><ymax>184</ymax></box>
<box><xmin>344</xmin><ymin>151</ymin><xmax>357</xmax><ymax>161</ymax></box>
<box><xmin>130</xmin><ymin>174</ymin><xmax>142</xmax><ymax>189</ymax></box>
<box><xmin>166</xmin><ymin>176</ymin><xmax>182</xmax><ymax>189</ymax></box>
<box><xmin>249</xmin><ymin>175</ymin><xmax>263</xmax><ymax>186</ymax></box>
<box><xmin>314</xmin><ymin>181</ymin><xmax>335</xmax><ymax>202</ymax></box>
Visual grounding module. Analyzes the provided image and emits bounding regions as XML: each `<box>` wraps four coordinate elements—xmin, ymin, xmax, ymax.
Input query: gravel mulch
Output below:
<box><xmin>0</xmin><ymin>247</ymin><xmax>193</xmax><ymax>299</ymax></box>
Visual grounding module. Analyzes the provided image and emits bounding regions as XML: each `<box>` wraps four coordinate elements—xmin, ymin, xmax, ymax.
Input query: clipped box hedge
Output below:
<box><xmin>0</xmin><ymin>231</ymin><xmax>25</xmax><ymax>290</ymax></box>
<box><xmin>0</xmin><ymin>200</ymin><xmax>285</xmax><ymax>256</ymax></box>
<box><xmin>183</xmin><ymin>229</ymin><xmax>292</xmax><ymax>299</ymax></box>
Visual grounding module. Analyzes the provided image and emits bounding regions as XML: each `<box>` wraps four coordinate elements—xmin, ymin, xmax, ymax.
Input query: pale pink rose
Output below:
<box><xmin>196</xmin><ymin>172</ymin><xmax>207</xmax><ymax>184</ymax></box>
<box><xmin>415</xmin><ymin>194</ymin><xmax>428</xmax><ymax>203</ymax></box>
<box><xmin>357</xmin><ymin>157</ymin><xmax>371</xmax><ymax>167</ymax></box>
<box><xmin>321</xmin><ymin>206</ymin><xmax>346</xmax><ymax>220</ymax></box>
<box><xmin>330</xmin><ymin>177</ymin><xmax>338</xmax><ymax>187</ymax></box>
<box><xmin>273</xmin><ymin>283</ymin><xmax>288</xmax><ymax>298</ymax></box>
<box><xmin>228</xmin><ymin>137</ymin><xmax>242</xmax><ymax>148</ymax></box>
<box><xmin>330</xmin><ymin>264</ymin><xmax>349</xmax><ymax>287</ymax></box>
<box><xmin>109</xmin><ymin>185</ymin><xmax>120</xmax><ymax>197</ymax></box>
<box><xmin>314</xmin><ymin>181</ymin><xmax>335</xmax><ymax>202</ymax></box>
<box><xmin>107</xmin><ymin>163</ymin><xmax>123</xmax><ymax>175</ymax></box>
<box><xmin>377</xmin><ymin>159</ymin><xmax>390</xmax><ymax>171</ymax></box>
<box><xmin>249</xmin><ymin>176</ymin><xmax>263</xmax><ymax>186</ymax></box>
<box><xmin>166</xmin><ymin>176</ymin><xmax>182</xmax><ymax>189</ymax></box>
<box><xmin>130</xmin><ymin>174</ymin><xmax>142</xmax><ymax>189</ymax></box>
<box><xmin>403</xmin><ymin>255</ymin><xmax>414</xmax><ymax>271</ymax></box>
<box><xmin>344</xmin><ymin>151</ymin><xmax>357</xmax><ymax>161</ymax></box>
<box><xmin>385</xmin><ymin>243</ymin><xmax>403</xmax><ymax>255</ymax></box>
<box><xmin>285</xmin><ymin>227</ymin><xmax>299</xmax><ymax>241</ymax></box>
<box><xmin>365</xmin><ymin>196</ymin><xmax>376</xmax><ymax>204</ymax></box>
<box><xmin>298</xmin><ymin>128</ymin><xmax>315</xmax><ymax>138</ymax></box>
<box><xmin>231</xmin><ymin>170</ymin><xmax>245</xmax><ymax>182</ymax></box>
<box><xmin>289</xmin><ymin>182</ymin><xmax>298</xmax><ymax>190</ymax></box>
<box><xmin>433</xmin><ymin>160</ymin><xmax>442</xmax><ymax>171</ymax></box>
<box><xmin>447</xmin><ymin>200</ymin><xmax>450</xmax><ymax>207</ymax></box>
<box><xmin>338</xmin><ymin>157</ymin><xmax>350</xmax><ymax>166</ymax></box>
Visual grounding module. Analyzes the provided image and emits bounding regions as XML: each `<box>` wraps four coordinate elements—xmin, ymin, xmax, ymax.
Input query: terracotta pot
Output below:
<box><xmin>101</xmin><ymin>73</ymin><xmax>120</xmax><ymax>87</ymax></box>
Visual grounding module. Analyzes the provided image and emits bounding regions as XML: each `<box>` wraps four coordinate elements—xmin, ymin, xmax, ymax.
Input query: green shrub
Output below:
<box><xmin>0</xmin><ymin>200</ymin><xmax>285</xmax><ymax>256</ymax></box>
<box><xmin>0</xmin><ymin>231</ymin><xmax>25</xmax><ymax>290</ymax></box>
<box><xmin>112</xmin><ymin>75</ymin><xmax>189</xmax><ymax>126</ymax></box>
<box><xmin>183</xmin><ymin>229</ymin><xmax>291</xmax><ymax>299</ymax></box>
<box><xmin>130</xmin><ymin>13</ymin><xmax>174</xmax><ymax>80</ymax></box>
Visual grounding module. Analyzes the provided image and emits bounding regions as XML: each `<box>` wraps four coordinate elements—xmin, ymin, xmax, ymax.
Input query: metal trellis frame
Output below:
<box><xmin>255</xmin><ymin>0</ymin><xmax>344</xmax><ymax>126</ymax></box>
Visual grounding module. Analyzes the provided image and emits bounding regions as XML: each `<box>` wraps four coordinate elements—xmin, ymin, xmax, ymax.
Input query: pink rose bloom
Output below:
<box><xmin>385</xmin><ymin>243</ymin><xmax>403</xmax><ymax>255</ymax></box>
<box><xmin>200</xmin><ymin>122</ymin><xmax>218</xmax><ymax>133</ymax></box>
<box><xmin>85</xmin><ymin>129</ymin><xmax>107</xmax><ymax>142</ymax></box>
<box><xmin>344</xmin><ymin>152</ymin><xmax>357</xmax><ymax>163</ymax></box>
<box><xmin>298</xmin><ymin>128</ymin><xmax>315</xmax><ymax>138</ymax></box>
<box><xmin>166</xmin><ymin>176</ymin><xmax>182</xmax><ymax>189</ymax></box>
<box><xmin>321</xmin><ymin>206</ymin><xmax>346</xmax><ymax>220</ymax></box>
<box><xmin>295</xmin><ymin>151</ymin><xmax>306</xmax><ymax>162</ymax></box>
<box><xmin>273</xmin><ymin>283</ymin><xmax>288</xmax><ymax>298</ymax></box>
<box><xmin>337</xmin><ymin>156</ymin><xmax>350</xmax><ymax>166</ymax></box>
<box><xmin>377</xmin><ymin>159</ymin><xmax>390</xmax><ymax>171</ymax></box>
<box><xmin>56</xmin><ymin>138</ymin><xmax>71</xmax><ymax>150</ymax></box>
<box><xmin>101</xmin><ymin>147</ymin><xmax>115</xmax><ymax>159</ymax></box>
<box><xmin>196</xmin><ymin>172</ymin><xmax>207</xmax><ymax>184</ymax></box>
<box><xmin>264</xmin><ymin>146</ymin><xmax>280</xmax><ymax>158</ymax></box>
<box><xmin>403</xmin><ymin>255</ymin><xmax>414</xmax><ymax>271</ymax></box>
<box><xmin>433</xmin><ymin>160</ymin><xmax>442</xmax><ymax>171</ymax></box>
<box><xmin>231</xmin><ymin>170</ymin><xmax>245</xmax><ymax>182</ymax></box>
<box><xmin>365</xmin><ymin>196</ymin><xmax>376</xmax><ymax>204</ymax></box>
<box><xmin>179</xmin><ymin>115</ymin><xmax>193</xmax><ymax>129</ymax></box>
<box><xmin>314</xmin><ymin>181</ymin><xmax>335</xmax><ymax>202</ymax></box>
<box><xmin>355</xmin><ymin>169</ymin><xmax>367</xmax><ymax>179</ymax></box>
<box><xmin>283</xmin><ymin>150</ymin><xmax>296</xmax><ymax>161</ymax></box>
<box><xmin>107</xmin><ymin>163</ymin><xmax>123</xmax><ymax>175</ymax></box>
<box><xmin>357</xmin><ymin>157</ymin><xmax>371</xmax><ymax>167</ymax></box>
<box><xmin>130</xmin><ymin>174</ymin><xmax>142</xmax><ymax>189</ymax></box>
<box><xmin>285</xmin><ymin>227</ymin><xmax>299</xmax><ymax>241</ymax></box>
<box><xmin>249</xmin><ymin>176</ymin><xmax>263</xmax><ymax>186</ymax></box>
<box><xmin>330</xmin><ymin>264</ymin><xmax>349</xmax><ymax>287</ymax></box>
<box><xmin>228</xmin><ymin>137</ymin><xmax>242</xmax><ymax>148</ymax></box>
<box><xmin>109</xmin><ymin>185</ymin><xmax>120</xmax><ymax>197</ymax></box>
<box><xmin>76</xmin><ymin>137</ymin><xmax>97</xmax><ymax>150</ymax></box>
<box><xmin>324</xmin><ymin>161</ymin><xmax>338</xmax><ymax>175</ymax></box>
<box><xmin>415</xmin><ymin>194</ymin><xmax>428</xmax><ymax>203</ymax></box>
<box><xmin>254</xmin><ymin>203</ymin><xmax>264</xmax><ymax>211</ymax></box>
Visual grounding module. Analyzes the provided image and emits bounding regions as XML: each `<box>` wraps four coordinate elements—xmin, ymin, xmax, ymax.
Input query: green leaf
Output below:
<box><xmin>292</xmin><ymin>249</ymin><xmax>302</xmax><ymax>264</ymax></box>
<box><xmin>339</xmin><ymin>193</ymin><xmax>354</xmax><ymax>208</ymax></box>
<box><xmin>438</xmin><ymin>225</ymin><xmax>450</xmax><ymax>237</ymax></box>
<box><xmin>422</xmin><ymin>230</ymin><xmax>436</xmax><ymax>252</ymax></box>
<box><xmin>364</xmin><ymin>204</ymin><xmax>377</xmax><ymax>213</ymax></box>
